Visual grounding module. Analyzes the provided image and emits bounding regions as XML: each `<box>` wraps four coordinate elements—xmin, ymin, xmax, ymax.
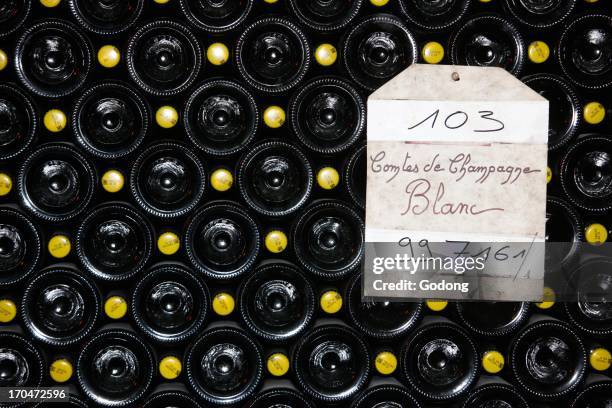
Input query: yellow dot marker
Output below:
<box><xmin>267</xmin><ymin>353</ymin><xmax>290</xmax><ymax>377</ymax></box>
<box><xmin>375</xmin><ymin>351</ymin><xmax>398</xmax><ymax>375</ymax></box>
<box><xmin>0</xmin><ymin>49</ymin><xmax>7</xmax><ymax>71</ymax></box>
<box><xmin>263</xmin><ymin>106</ymin><xmax>285</xmax><ymax>129</ymax></box>
<box><xmin>98</xmin><ymin>45</ymin><xmax>121</xmax><ymax>68</ymax></box>
<box><xmin>159</xmin><ymin>356</ymin><xmax>182</xmax><ymax>380</ymax></box>
<box><xmin>153</xmin><ymin>0</ymin><xmax>171</xmax><ymax>3</ymax></box>
<box><xmin>210</xmin><ymin>168</ymin><xmax>233</xmax><ymax>192</ymax></box>
<box><xmin>370</xmin><ymin>0</ymin><xmax>389</xmax><ymax>6</ymax></box>
<box><xmin>320</xmin><ymin>290</ymin><xmax>342</xmax><ymax>314</ymax></box>
<box><xmin>426</xmin><ymin>299</ymin><xmax>448</xmax><ymax>312</ymax></box>
<box><xmin>0</xmin><ymin>173</ymin><xmax>12</xmax><ymax>196</ymax></box>
<box><xmin>482</xmin><ymin>350</ymin><xmax>505</xmax><ymax>374</ymax></box>
<box><xmin>584</xmin><ymin>0</ymin><xmax>599</xmax><ymax>3</ymax></box>
<box><xmin>101</xmin><ymin>169</ymin><xmax>124</xmax><ymax>193</ymax></box>
<box><xmin>44</xmin><ymin>109</ymin><xmax>67</xmax><ymax>133</ymax></box>
<box><xmin>528</xmin><ymin>41</ymin><xmax>550</xmax><ymax>64</ymax></box>
<box><xmin>157</xmin><ymin>232</ymin><xmax>180</xmax><ymax>255</ymax></box>
<box><xmin>265</xmin><ymin>230</ymin><xmax>288</xmax><ymax>254</ymax></box>
<box><xmin>263</xmin><ymin>0</ymin><xmax>279</xmax><ymax>3</ymax></box>
<box><xmin>590</xmin><ymin>348</ymin><xmax>612</xmax><ymax>371</ymax></box>
<box><xmin>212</xmin><ymin>292</ymin><xmax>235</xmax><ymax>316</ymax></box>
<box><xmin>585</xmin><ymin>223</ymin><xmax>608</xmax><ymax>246</ymax></box>
<box><xmin>0</xmin><ymin>299</ymin><xmax>17</xmax><ymax>323</ymax></box>
<box><xmin>317</xmin><ymin>167</ymin><xmax>340</xmax><ymax>190</ymax></box>
<box><xmin>40</xmin><ymin>0</ymin><xmax>61</xmax><ymax>7</ymax></box>
<box><xmin>156</xmin><ymin>106</ymin><xmax>178</xmax><ymax>129</ymax></box>
<box><xmin>207</xmin><ymin>43</ymin><xmax>229</xmax><ymax>66</ymax></box>
<box><xmin>315</xmin><ymin>44</ymin><xmax>337</xmax><ymax>66</ymax></box>
<box><xmin>422</xmin><ymin>42</ymin><xmax>444</xmax><ymax>64</ymax></box>
<box><xmin>584</xmin><ymin>102</ymin><xmax>606</xmax><ymax>125</ymax></box>
<box><xmin>535</xmin><ymin>286</ymin><xmax>555</xmax><ymax>309</ymax></box>
<box><xmin>48</xmin><ymin>235</ymin><xmax>71</xmax><ymax>259</ymax></box>
<box><xmin>50</xmin><ymin>359</ymin><xmax>73</xmax><ymax>383</ymax></box>
<box><xmin>546</xmin><ymin>166</ymin><xmax>552</xmax><ymax>184</ymax></box>
<box><xmin>478</xmin><ymin>0</ymin><xmax>493</xmax><ymax>2</ymax></box>
<box><xmin>104</xmin><ymin>296</ymin><xmax>127</xmax><ymax>320</ymax></box>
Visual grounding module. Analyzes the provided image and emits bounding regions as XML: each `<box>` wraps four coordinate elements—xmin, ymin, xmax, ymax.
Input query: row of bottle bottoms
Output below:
<box><xmin>1</xmin><ymin>256</ymin><xmax>612</xmax><ymax>402</ymax></box>
<box><xmin>1</xmin><ymin>313</ymin><xmax>611</xmax><ymax>406</ymax></box>
<box><xmin>0</xmin><ymin>9</ymin><xmax>611</xmax><ymax>98</ymax></box>
<box><xmin>0</xmin><ymin>68</ymin><xmax>609</xmax><ymax>162</ymax></box>
<box><xmin>2</xmin><ymin>0</ymin><xmax>608</xmax><ymax>35</ymax></box>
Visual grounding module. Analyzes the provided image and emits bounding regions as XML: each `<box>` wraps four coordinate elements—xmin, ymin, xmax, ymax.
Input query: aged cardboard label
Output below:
<box><xmin>364</xmin><ymin>64</ymin><xmax>548</xmax><ymax>301</ymax></box>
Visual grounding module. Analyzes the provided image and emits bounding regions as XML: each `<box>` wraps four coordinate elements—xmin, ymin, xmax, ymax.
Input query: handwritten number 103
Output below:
<box><xmin>408</xmin><ymin>110</ymin><xmax>505</xmax><ymax>133</ymax></box>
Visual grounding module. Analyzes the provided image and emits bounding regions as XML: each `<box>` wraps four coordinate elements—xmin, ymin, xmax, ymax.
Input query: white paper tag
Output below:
<box><xmin>364</xmin><ymin>64</ymin><xmax>548</xmax><ymax>301</ymax></box>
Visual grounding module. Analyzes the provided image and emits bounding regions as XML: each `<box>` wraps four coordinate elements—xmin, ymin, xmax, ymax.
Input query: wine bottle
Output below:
<box><xmin>15</xmin><ymin>19</ymin><xmax>93</xmax><ymax>98</ymax></box>
<box><xmin>461</xmin><ymin>379</ymin><xmax>530</xmax><ymax>408</ymax></box>
<box><xmin>0</xmin><ymin>208</ymin><xmax>41</xmax><ymax>287</ymax></box>
<box><xmin>289</xmin><ymin>77</ymin><xmax>365</xmax><ymax>155</ymax></box>
<box><xmin>184</xmin><ymin>79</ymin><xmax>258</xmax><ymax>156</ymax></box>
<box><xmin>127</xmin><ymin>21</ymin><xmax>203</xmax><ymax>96</ymax></box>
<box><xmin>558</xmin><ymin>14</ymin><xmax>612</xmax><ymax>89</ymax></box>
<box><xmin>342</xmin><ymin>14</ymin><xmax>418</xmax><ymax>91</ymax></box>
<box><xmin>510</xmin><ymin>316</ymin><xmax>587</xmax><ymax>400</ymax></box>
<box><xmin>129</xmin><ymin>142</ymin><xmax>206</xmax><ymax>218</ymax></box>
<box><xmin>344</xmin><ymin>144</ymin><xmax>366</xmax><ymax>209</ymax></box>
<box><xmin>131</xmin><ymin>264</ymin><xmax>210</xmax><ymax>344</ymax></box>
<box><xmin>346</xmin><ymin>273</ymin><xmax>423</xmax><ymax>339</ymax></box>
<box><xmin>503</xmin><ymin>0</ymin><xmax>576</xmax><ymax>28</ymax></box>
<box><xmin>570</xmin><ymin>377</ymin><xmax>612</xmax><ymax>408</ymax></box>
<box><xmin>37</xmin><ymin>393</ymin><xmax>89</xmax><ymax>407</ymax></box>
<box><xmin>351</xmin><ymin>383</ymin><xmax>422</xmax><ymax>408</ymax></box>
<box><xmin>522</xmin><ymin>74</ymin><xmax>581</xmax><ymax>150</ymax></box>
<box><xmin>17</xmin><ymin>143</ymin><xmax>96</xmax><ymax>223</ymax></box>
<box><xmin>288</xmin><ymin>0</ymin><xmax>363</xmax><ymax>31</ymax></box>
<box><xmin>0</xmin><ymin>84</ymin><xmax>37</xmax><ymax>161</ymax></box>
<box><xmin>185</xmin><ymin>325</ymin><xmax>264</xmax><ymax>405</ymax></box>
<box><xmin>184</xmin><ymin>201</ymin><xmax>260</xmax><ymax>280</ymax></box>
<box><xmin>0</xmin><ymin>0</ymin><xmax>31</xmax><ymax>38</ymax></box>
<box><xmin>292</xmin><ymin>323</ymin><xmax>371</xmax><ymax>402</ymax></box>
<box><xmin>21</xmin><ymin>268</ymin><xmax>101</xmax><ymax>347</ymax></box>
<box><xmin>560</xmin><ymin>135</ymin><xmax>612</xmax><ymax>212</ymax></box>
<box><xmin>292</xmin><ymin>200</ymin><xmax>364</xmax><ymax>280</ymax></box>
<box><xmin>399</xmin><ymin>0</ymin><xmax>471</xmax><ymax>30</ymax></box>
<box><xmin>179</xmin><ymin>0</ymin><xmax>253</xmax><ymax>33</ymax></box>
<box><xmin>235</xmin><ymin>17</ymin><xmax>310</xmax><ymax>93</ymax></box>
<box><xmin>142</xmin><ymin>389</ymin><xmax>201</xmax><ymax>408</ymax></box>
<box><xmin>76</xmin><ymin>203</ymin><xmax>153</xmax><ymax>281</ymax></box>
<box><xmin>72</xmin><ymin>81</ymin><xmax>150</xmax><ymax>159</ymax></box>
<box><xmin>400</xmin><ymin>318</ymin><xmax>479</xmax><ymax>401</ymax></box>
<box><xmin>247</xmin><ymin>386</ymin><xmax>315</xmax><ymax>408</ymax></box>
<box><xmin>450</xmin><ymin>15</ymin><xmax>525</xmax><ymax>75</ymax></box>
<box><xmin>76</xmin><ymin>328</ymin><xmax>154</xmax><ymax>406</ymax></box>
<box><xmin>237</xmin><ymin>141</ymin><xmax>313</xmax><ymax>217</ymax></box>
<box><xmin>563</xmin><ymin>257</ymin><xmax>612</xmax><ymax>337</ymax></box>
<box><xmin>454</xmin><ymin>301</ymin><xmax>530</xmax><ymax>337</ymax></box>
<box><xmin>69</xmin><ymin>0</ymin><xmax>144</xmax><ymax>35</ymax></box>
<box><xmin>545</xmin><ymin>196</ymin><xmax>583</xmax><ymax>273</ymax></box>
<box><xmin>0</xmin><ymin>332</ymin><xmax>44</xmax><ymax>389</ymax></box>
<box><xmin>238</xmin><ymin>261</ymin><xmax>316</xmax><ymax>342</ymax></box>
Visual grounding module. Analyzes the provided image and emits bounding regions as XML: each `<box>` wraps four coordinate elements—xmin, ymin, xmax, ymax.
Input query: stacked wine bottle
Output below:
<box><xmin>0</xmin><ymin>0</ymin><xmax>611</xmax><ymax>407</ymax></box>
